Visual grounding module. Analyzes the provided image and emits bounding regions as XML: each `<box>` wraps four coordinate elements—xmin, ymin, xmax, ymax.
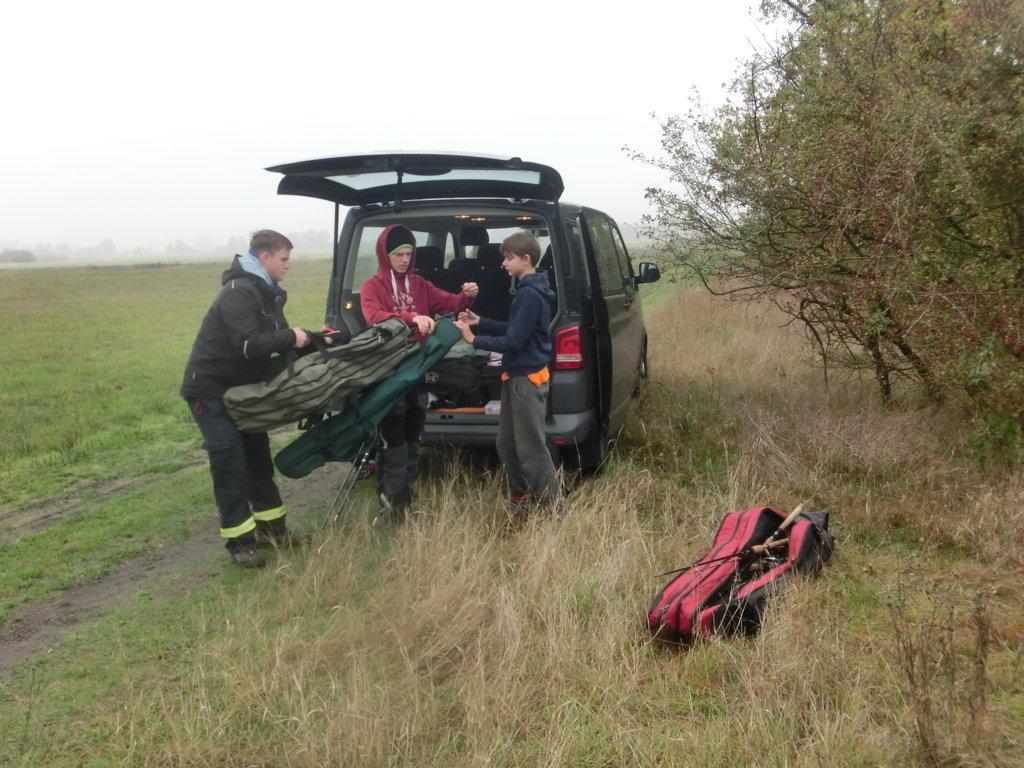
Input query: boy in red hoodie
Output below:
<box><xmin>361</xmin><ymin>225</ymin><xmax>478</xmax><ymax>513</ymax></box>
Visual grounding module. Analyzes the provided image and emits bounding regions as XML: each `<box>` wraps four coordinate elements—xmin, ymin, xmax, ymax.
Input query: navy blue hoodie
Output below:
<box><xmin>472</xmin><ymin>271</ymin><xmax>555</xmax><ymax>377</ymax></box>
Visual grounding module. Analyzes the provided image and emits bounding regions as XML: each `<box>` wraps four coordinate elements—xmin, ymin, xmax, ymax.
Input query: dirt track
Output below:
<box><xmin>0</xmin><ymin>462</ymin><xmax>352</xmax><ymax>677</ymax></box>
<box><xmin>0</xmin><ymin>461</ymin><xmax>207</xmax><ymax>545</ymax></box>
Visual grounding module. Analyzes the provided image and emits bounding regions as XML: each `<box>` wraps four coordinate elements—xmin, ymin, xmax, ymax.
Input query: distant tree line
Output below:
<box><xmin>166</xmin><ymin>229</ymin><xmax>332</xmax><ymax>256</ymax></box>
<box><xmin>0</xmin><ymin>249</ymin><xmax>35</xmax><ymax>263</ymax></box>
<box><xmin>637</xmin><ymin>0</ymin><xmax>1023</xmax><ymax>449</ymax></box>
<box><xmin>0</xmin><ymin>229</ymin><xmax>333</xmax><ymax>262</ymax></box>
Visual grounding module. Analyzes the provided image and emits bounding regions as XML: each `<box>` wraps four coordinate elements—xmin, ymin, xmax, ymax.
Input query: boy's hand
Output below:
<box><xmin>461</xmin><ymin>282</ymin><xmax>479</xmax><ymax>297</ymax></box>
<box><xmin>412</xmin><ymin>315</ymin><xmax>436</xmax><ymax>336</ymax></box>
<box><xmin>292</xmin><ymin>328</ymin><xmax>310</xmax><ymax>348</ymax></box>
<box><xmin>458</xmin><ymin>309</ymin><xmax>480</xmax><ymax>326</ymax></box>
<box><xmin>454</xmin><ymin>319</ymin><xmax>475</xmax><ymax>344</ymax></box>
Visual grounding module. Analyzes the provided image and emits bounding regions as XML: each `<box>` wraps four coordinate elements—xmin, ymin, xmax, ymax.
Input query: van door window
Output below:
<box><xmin>608</xmin><ymin>223</ymin><xmax>636</xmax><ymax>294</ymax></box>
<box><xmin>565</xmin><ymin>218</ymin><xmax>591</xmax><ymax>299</ymax></box>
<box><xmin>584</xmin><ymin>215</ymin><xmax>626</xmax><ymax>297</ymax></box>
<box><xmin>351</xmin><ymin>225</ymin><xmax>384</xmax><ymax>288</ymax></box>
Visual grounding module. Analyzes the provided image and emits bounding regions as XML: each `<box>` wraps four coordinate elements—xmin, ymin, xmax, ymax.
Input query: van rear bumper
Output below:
<box><xmin>421</xmin><ymin>409</ymin><xmax>597</xmax><ymax>448</ymax></box>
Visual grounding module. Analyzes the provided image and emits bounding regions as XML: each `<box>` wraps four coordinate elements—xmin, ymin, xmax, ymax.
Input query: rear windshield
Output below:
<box><xmin>328</xmin><ymin>168</ymin><xmax>542</xmax><ymax>191</ymax></box>
<box><xmin>346</xmin><ymin>213</ymin><xmax>552</xmax><ymax>287</ymax></box>
<box><xmin>345</xmin><ymin>210</ymin><xmax>556</xmax><ymax>323</ymax></box>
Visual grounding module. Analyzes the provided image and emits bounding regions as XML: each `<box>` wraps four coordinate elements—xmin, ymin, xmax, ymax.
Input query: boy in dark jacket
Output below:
<box><xmin>181</xmin><ymin>230</ymin><xmax>310</xmax><ymax>567</ymax></box>
<box><xmin>361</xmin><ymin>225</ymin><xmax>478</xmax><ymax>514</ymax></box>
<box><xmin>455</xmin><ymin>231</ymin><xmax>560</xmax><ymax>508</ymax></box>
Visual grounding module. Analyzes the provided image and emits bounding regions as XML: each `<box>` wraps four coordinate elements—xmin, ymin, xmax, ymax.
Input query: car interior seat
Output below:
<box><xmin>414</xmin><ymin>245</ymin><xmax>443</xmax><ymax>274</ymax></box>
<box><xmin>473</xmin><ymin>243</ymin><xmax>512</xmax><ymax>320</ymax></box>
<box><xmin>459</xmin><ymin>225</ymin><xmax>489</xmax><ymax>260</ymax></box>
<box><xmin>537</xmin><ymin>244</ymin><xmax>557</xmax><ymax>291</ymax></box>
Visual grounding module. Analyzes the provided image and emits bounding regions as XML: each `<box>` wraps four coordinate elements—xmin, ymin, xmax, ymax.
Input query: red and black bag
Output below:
<box><xmin>648</xmin><ymin>507</ymin><xmax>835</xmax><ymax>642</ymax></box>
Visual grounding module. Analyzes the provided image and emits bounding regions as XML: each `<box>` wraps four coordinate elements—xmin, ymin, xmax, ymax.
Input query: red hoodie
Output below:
<box><xmin>360</xmin><ymin>224</ymin><xmax>475</xmax><ymax>337</ymax></box>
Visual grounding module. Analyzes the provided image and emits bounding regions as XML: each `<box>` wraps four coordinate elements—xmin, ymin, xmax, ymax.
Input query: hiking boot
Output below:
<box><xmin>509</xmin><ymin>494</ymin><xmax>531</xmax><ymax>513</ymax></box>
<box><xmin>373</xmin><ymin>491</ymin><xmax>407</xmax><ymax>526</ymax></box>
<box><xmin>255</xmin><ymin>519</ymin><xmax>310</xmax><ymax>549</ymax></box>
<box><xmin>229</xmin><ymin>547</ymin><xmax>267</xmax><ymax>569</ymax></box>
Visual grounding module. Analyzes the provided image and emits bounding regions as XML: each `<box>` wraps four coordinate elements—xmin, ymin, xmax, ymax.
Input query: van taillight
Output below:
<box><xmin>554</xmin><ymin>325</ymin><xmax>584</xmax><ymax>370</ymax></box>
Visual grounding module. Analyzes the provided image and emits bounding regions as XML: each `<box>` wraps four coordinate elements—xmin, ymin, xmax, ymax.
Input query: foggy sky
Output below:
<box><xmin>2</xmin><ymin>1</ymin><xmax>764</xmax><ymax>251</ymax></box>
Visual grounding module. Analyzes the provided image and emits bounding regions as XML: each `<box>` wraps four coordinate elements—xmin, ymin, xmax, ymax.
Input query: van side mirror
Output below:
<box><xmin>636</xmin><ymin>262</ymin><xmax>661</xmax><ymax>284</ymax></box>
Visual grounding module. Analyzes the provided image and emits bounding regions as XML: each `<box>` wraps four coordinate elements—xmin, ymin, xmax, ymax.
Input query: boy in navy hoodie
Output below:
<box><xmin>455</xmin><ymin>231</ymin><xmax>560</xmax><ymax>509</ymax></box>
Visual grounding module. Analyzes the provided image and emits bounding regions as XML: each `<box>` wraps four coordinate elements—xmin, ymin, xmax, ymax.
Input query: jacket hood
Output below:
<box><xmin>221</xmin><ymin>255</ymin><xmax>249</xmax><ymax>285</ymax></box>
<box><xmin>221</xmin><ymin>255</ymin><xmax>284</xmax><ymax>299</ymax></box>
<box><xmin>518</xmin><ymin>270</ymin><xmax>555</xmax><ymax>299</ymax></box>
<box><xmin>375</xmin><ymin>225</ymin><xmax>418</xmax><ymax>276</ymax></box>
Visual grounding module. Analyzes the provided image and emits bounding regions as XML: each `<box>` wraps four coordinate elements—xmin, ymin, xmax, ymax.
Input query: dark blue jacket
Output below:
<box><xmin>472</xmin><ymin>272</ymin><xmax>554</xmax><ymax>377</ymax></box>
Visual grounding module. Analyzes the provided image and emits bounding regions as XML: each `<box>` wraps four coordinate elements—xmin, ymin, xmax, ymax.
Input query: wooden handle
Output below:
<box><xmin>750</xmin><ymin>537</ymin><xmax>789</xmax><ymax>555</ymax></box>
<box><xmin>767</xmin><ymin>502</ymin><xmax>806</xmax><ymax>541</ymax></box>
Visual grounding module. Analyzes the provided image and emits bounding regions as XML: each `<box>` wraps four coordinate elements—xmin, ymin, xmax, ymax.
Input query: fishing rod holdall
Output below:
<box><xmin>648</xmin><ymin>505</ymin><xmax>835</xmax><ymax>643</ymax></box>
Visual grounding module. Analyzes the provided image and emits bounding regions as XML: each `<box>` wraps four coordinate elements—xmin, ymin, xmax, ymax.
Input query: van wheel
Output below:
<box><xmin>633</xmin><ymin>338</ymin><xmax>649</xmax><ymax>399</ymax></box>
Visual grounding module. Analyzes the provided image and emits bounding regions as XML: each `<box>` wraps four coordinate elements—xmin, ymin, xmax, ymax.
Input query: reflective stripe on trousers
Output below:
<box><xmin>253</xmin><ymin>505</ymin><xmax>286</xmax><ymax>522</ymax></box>
<box><xmin>220</xmin><ymin>515</ymin><xmax>257</xmax><ymax>539</ymax></box>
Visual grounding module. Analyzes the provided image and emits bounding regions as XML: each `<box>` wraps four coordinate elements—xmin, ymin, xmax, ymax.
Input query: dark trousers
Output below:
<box><xmin>496</xmin><ymin>377</ymin><xmax>559</xmax><ymax>503</ymax></box>
<box><xmin>377</xmin><ymin>389</ymin><xmax>427</xmax><ymax>508</ymax></box>
<box><xmin>187</xmin><ymin>398</ymin><xmax>284</xmax><ymax>550</ymax></box>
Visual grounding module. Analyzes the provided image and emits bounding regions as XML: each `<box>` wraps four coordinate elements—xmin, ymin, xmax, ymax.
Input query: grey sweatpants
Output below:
<box><xmin>496</xmin><ymin>376</ymin><xmax>559</xmax><ymax>502</ymax></box>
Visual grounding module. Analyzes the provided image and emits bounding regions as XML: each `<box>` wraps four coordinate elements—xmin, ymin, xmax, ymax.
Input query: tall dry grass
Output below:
<box><xmin>109</xmin><ymin>288</ymin><xmax>1022</xmax><ymax>766</ymax></box>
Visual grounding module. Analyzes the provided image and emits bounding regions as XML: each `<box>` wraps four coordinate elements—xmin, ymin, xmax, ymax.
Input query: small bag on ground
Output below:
<box><xmin>648</xmin><ymin>507</ymin><xmax>835</xmax><ymax>643</ymax></box>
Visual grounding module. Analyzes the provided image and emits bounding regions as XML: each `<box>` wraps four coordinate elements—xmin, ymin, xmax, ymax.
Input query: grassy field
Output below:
<box><xmin>0</xmin><ymin>258</ymin><xmax>336</xmax><ymax>621</ymax></box>
<box><xmin>0</xmin><ymin>263</ymin><xmax>1022</xmax><ymax>766</ymax></box>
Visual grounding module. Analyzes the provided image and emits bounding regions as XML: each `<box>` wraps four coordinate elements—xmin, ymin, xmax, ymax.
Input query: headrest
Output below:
<box><xmin>538</xmin><ymin>244</ymin><xmax>553</xmax><ymax>270</ymax></box>
<box><xmin>460</xmin><ymin>225</ymin><xmax>489</xmax><ymax>246</ymax></box>
<box><xmin>414</xmin><ymin>245</ymin><xmax>443</xmax><ymax>271</ymax></box>
<box><xmin>477</xmin><ymin>243</ymin><xmax>503</xmax><ymax>269</ymax></box>
<box><xmin>448</xmin><ymin>257</ymin><xmax>482</xmax><ymax>273</ymax></box>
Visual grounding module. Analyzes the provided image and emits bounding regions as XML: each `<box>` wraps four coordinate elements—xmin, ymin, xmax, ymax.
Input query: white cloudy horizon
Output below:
<box><xmin>2</xmin><ymin>1</ymin><xmax>769</xmax><ymax>255</ymax></box>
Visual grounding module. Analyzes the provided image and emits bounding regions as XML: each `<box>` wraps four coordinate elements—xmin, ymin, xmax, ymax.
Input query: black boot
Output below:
<box><xmin>405</xmin><ymin>440</ymin><xmax>422</xmax><ymax>489</ymax></box>
<box><xmin>378</xmin><ymin>444</ymin><xmax>410</xmax><ymax>516</ymax></box>
<box><xmin>255</xmin><ymin>519</ymin><xmax>309</xmax><ymax>549</ymax></box>
<box><xmin>227</xmin><ymin>534</ymin><xmax>266</xmax><ymax>568</ymax></box>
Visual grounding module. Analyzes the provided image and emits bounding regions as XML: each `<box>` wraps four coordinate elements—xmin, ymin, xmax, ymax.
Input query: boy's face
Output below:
<box><xmin>502</xmin><ymin>251</ymin><xmax>532</xmax><ymax>278</ymax></box>
<box><xmin>389</xmin><ymin>247</ymin><xmax>413</xmax><ymax>274</ymax></box>
<box><xmin>259</xmin><ymin>247</ymin><xmax>292</xmax><ymax>282</ymax></box>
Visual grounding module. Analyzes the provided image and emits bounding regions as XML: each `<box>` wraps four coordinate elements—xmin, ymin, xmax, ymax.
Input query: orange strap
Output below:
<box><xmin>500</xmin><ymin>366</ymin><xmax>550</xmax><ymax>387</ymax></box>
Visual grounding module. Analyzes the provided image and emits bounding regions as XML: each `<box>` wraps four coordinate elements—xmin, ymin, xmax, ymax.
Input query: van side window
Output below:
<box><xmin>585</xmin><ymin>215</ymin><xmax>626</xmax><ymax>297</ymax></box>
<box><xmin>351</xmin><ymin>225</ymin><xmax>385</xmax><ymax>288</ymax></box>
<box><xmin>565</xmin><ymin>219</ymin><xmax>592</xmax><ymax>298</ymax></box>
<box><xmin>608</xmin><ymin>223</ymin><xmax>635</xmax><ymax>293</ymax></box>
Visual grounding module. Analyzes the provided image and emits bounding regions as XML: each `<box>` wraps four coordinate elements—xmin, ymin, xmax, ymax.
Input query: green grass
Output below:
<box><xmin>0</xmin><ymin>471</ymin><xmax>207</xmax><ymax>622</ymax></box>
<box><xmin>638</xmin><ymin>270</ymin><xmax>685</xmax><ymax>310</ymax></box>
<box><xmin>1</xmin><ymin>566</ymin><xmax>249</xmax><ymax>766</ymax></box>
<box><xmin>0</xmin><ymin>259</ymin><xmax>334</xmax><ymax>504</ymax></box>
<box><xmin>0</xmin><ymin>258</ymin><xmax>668</xmax><ymax>619</ymax></box>
<box><xmin>0</xmin><ymin>258</ymin><xmax>334</xmax><ymax>616</ymax></box>
<box><xmin>0</xmin><ymin>266</ymin><xmax>1021</xmax><ymax>766</ymax></box>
